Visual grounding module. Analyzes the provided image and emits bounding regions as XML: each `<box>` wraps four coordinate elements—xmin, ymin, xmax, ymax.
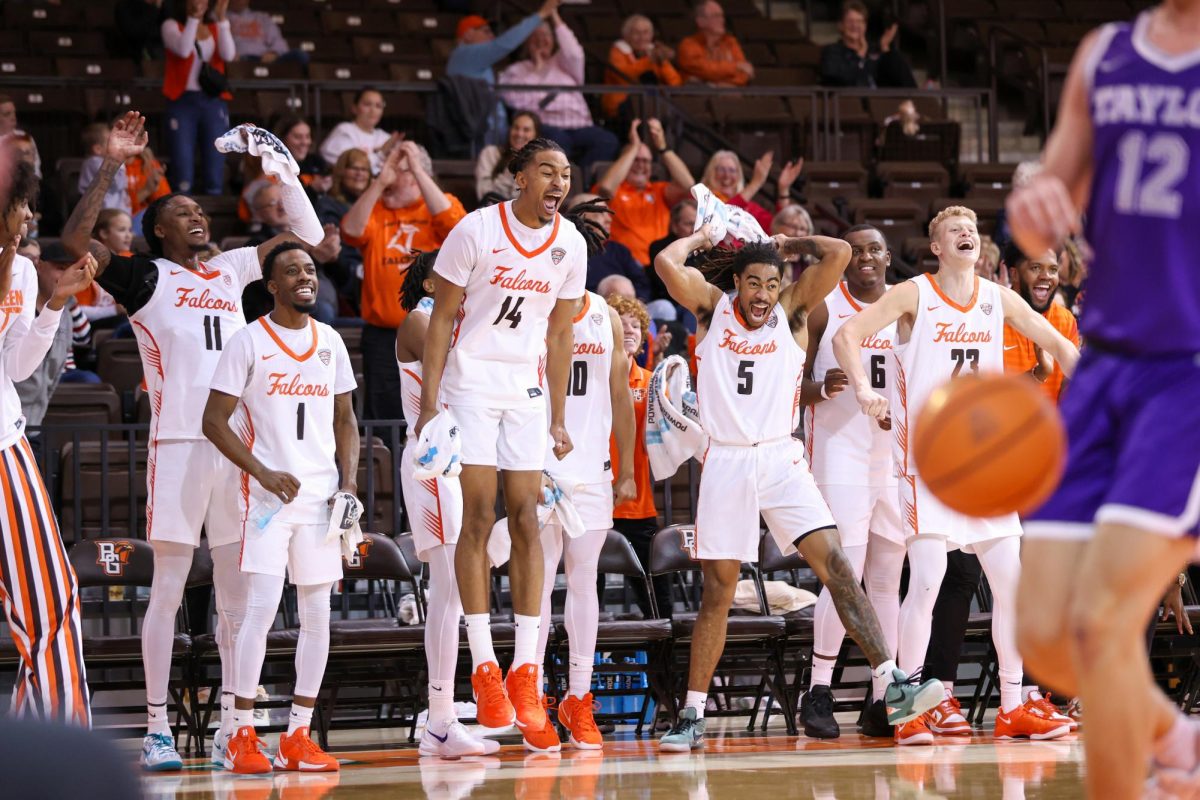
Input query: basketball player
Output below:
<box><xmin>395</xmin><ymin>251</ymin><xmax>500</xmax><ymax>758</ymax></box>
<box><xmin>798</xmin><ymin>224</ymin><xmax>906</xmax><ymax>740</ymax></box>
<box><xmin>415</xmin><ymin>137</ymin><xmax>587</xmax><ymax>740</ymax></box>
<box><xmin>62</xmin><ymin>111</ymin><xmax>326</xmax><ymax>769</ymax></box>
<box><xmin>1007</xmin><ymin>3</ymin><xmax>1200</xmax><ymax>795</ymax></box>
<box><xmin>653</xmin><ymin>225</ymin><xmax>943</xmax><ymax>752</ymax></box>
<box><xmin>833</xmin><ymin>206</ymin><xmax>1079</xmax><ymax>745</ymax></box>
<box><xmin>532</xmin><ymin>287</ymin><xmax>637</xmax><ymax>751</ymax></box>
<box><xmin>0</xmin><ymin>159</ymin><xmax>96</xmax><ymax>727</ymax></box>
<box><xmin>202</xmin><ymin>242</ymin><xmax>358</xmax><ymax>774</ymax></box>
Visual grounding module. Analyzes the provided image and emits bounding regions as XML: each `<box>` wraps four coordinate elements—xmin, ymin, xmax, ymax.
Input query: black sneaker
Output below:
<box><xmin>799</xmin><ymin>685</ymin><xmax>840</xmax><ymax>739</ymax></box>
<box><xmin>859</xmin><ymin>698</ymin><xmax>894</xmax><ymax>738</ymax></box>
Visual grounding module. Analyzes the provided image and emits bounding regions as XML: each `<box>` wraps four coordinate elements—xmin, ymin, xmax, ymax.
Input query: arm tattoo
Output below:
<box><xmin>823</xmin><ymin>546</ymin><xmax>892</xmax><ymax>667</ymax></box>
<box><xmin>62</xmin><ymin>158</ymin><xmax>119</xmax><ymax>272</ymax></box>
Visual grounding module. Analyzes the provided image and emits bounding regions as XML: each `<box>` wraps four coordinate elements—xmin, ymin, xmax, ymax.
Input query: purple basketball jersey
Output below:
<box><xmin>1083</xmin><ymin>13</ymin><xmax>1200</xmax><ymax>353</ymax></box>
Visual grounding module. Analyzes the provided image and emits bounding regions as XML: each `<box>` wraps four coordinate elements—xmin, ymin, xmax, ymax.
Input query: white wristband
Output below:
<box><xmin>820</xmin><ymin>385</ymin><xmax>831</xmax><ymax>400</ymax></box>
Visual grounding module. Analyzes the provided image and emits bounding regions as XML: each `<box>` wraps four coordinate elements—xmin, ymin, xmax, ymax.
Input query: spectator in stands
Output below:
<box><xmin>126</xmin><ymin>146</ymin><xmax>171</xmax><ymax>217</ymax></box>
<box><xmin>274</xmin><ymin>115</ymin><xmax>329</xmax><ymax>193</ymax></box>
<box><xmin>446</xmin><ymin>0</ymin><xmax>561</xmax><ymax>144</ymax></box>
<box><xmin>115</xmin><ymin>0</ymin><xmax>165</xmax><ymax>62</ymax></box>
<box><xmin>597</xmin><ymin>274</ymin><xmax>637</xmax><ymax>300</ymax></box>
<box><xmin>569</xmin><ymin>195</ymin><xmax>651</xmax><ymax>301</ymax></box>
<box><xmin>593</xmin><ymin>117</ymin><xmax>694</xmax><ymax>267</ymax></box>
<box><xmin>78</xmin><ymin>123</ymin><xmax>133</xmax><ymax>215</ymax></box>
<box><xmin>881</xmin><ymin>99</ymin><xmax>922</xmax><ymax>140</ymax></box>
<box><xmin>341</xmin><ymin>142</ymin><xmax>466</xmax><ymax>420</ymax></box>
<box><xmin>975</xmin><ymin>234</ymin><xmax>1000</xmax><ymax>282</ymax></box>
<box><xmin>1001</xmin><ymin>242</ymin><xmax>1079</xmax><ymax>403</ymax></box>
<box><xmin>648</xmin><ymin>197</ymin><xmax>697</xmax><ymax>302</ymax></box>
<box><xmin>701</xmin><ymin>150</ymin><xmax>802</xmax><ymax>232</ymax></box>
<box><xmin>78</xmin><ymin>209</ymin><xmax>131</xmax><ymax>328</ymax></box>
<box><xmin>498</xmin><ymin>12</ymin><xmax>619</xmax><ymax>174</ymax></box>
<box><xmin>0</xmin><ymin>96</ymin><xmax>42</xmax><ymax>177</ymax></box>
<box><xmin>161</xmin><ymin>0</ymin><xmax>235</xmax><ymax>195</ymax></box>
<box><xmin>677</xmin><ymin>1</ymin><xmax>753</xmax><ymax>87</ymax></box>
<box><xmin>819</xmin><ymin>0</ymin><xmax>916</xmax><ymax>89</ymax></box>
<box><xmin>772</xmin><ymin>204</ymin><xmax>816</xmax><ymax>278</ymax></box>
<box><xmin>315</xmin><ymin>148</ymin><xmax>370</xmax><ymax>308</ymax></box>
<box><xmin>603</xmin><ymin>15</ymin><xmax>682</xmax><ymax>121</ymax></box>
<box><xmin>226</xmin><ymin>0</ymin><xmax>307</xmax><ymax>64</ymax></box>
<box><xmin>318</xmin><ymin>89</ymin><xmax>398</xmax><ymax>174</ymax></box>
<box><xmin>474</xmin><ymin>111</ymin><xmax>540</xmax><ymax>204</ymax></box>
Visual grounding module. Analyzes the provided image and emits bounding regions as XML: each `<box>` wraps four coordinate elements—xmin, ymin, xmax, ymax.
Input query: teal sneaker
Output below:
<box><xmin>659</xmin><ymin>707</ymin><xmax>706</xmax><ymax>752</ymax></box>
<box><xmin>884</xmin><ymin>670</ymin><xmax>944</xmax><ymax>726</ymax></box>
<box><xmin>140</xmin><ymin>732</ymin><xmax>183</xmax><ymax>771</ymax></box>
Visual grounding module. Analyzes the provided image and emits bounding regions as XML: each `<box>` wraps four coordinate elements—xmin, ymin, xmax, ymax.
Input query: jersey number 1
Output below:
<box><xmin>296</xmin><ymin>402</ymin><xmax>305</xmax><ymax>440</ymax></box>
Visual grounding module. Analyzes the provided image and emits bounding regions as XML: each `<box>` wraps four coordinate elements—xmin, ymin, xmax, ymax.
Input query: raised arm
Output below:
<box><xmin>340</xmin><ymin>148</ymin><xmax>396</xmax><ymax>240</ymax></box>
<box><xmin>202</xmin><ymin>390</ymin><xmax>300</xmax><ymax>502</ymax></box>
<box><xmin>401</xmin><ymin>141</ymin><xmax>452</xmax><ymax>217</ymax></box>
<box><xmin>594</xmin><ymin>120</ymin><xmax>640</xmax><ymax>197</ymax></box>
<box><xmin>834</xmin><ymin>280</ymin><xmax>918</xmax><ymax>421</ymax></box>
<box><xmin>607</xmin><ymin>306</ymin><xmax>636</xmax><ymax>503</ymax></box>
<box><xmin>779</xmin><ymin>234</ymin><xmax>852</xmax><ymax>318</ymax></box>
<box><xmin>653</xmin><ymin>227</ymin><xmax>722</xmax><ymax>318</ymax></box>
<box><xmin>546</xmin><ymin>295</ymin><xmax>579</xmax><ymax>460</ymax></box>
<box><xmin>333</xmin><ymin>392</ymin><xmax>360</xmax><ymax>495</ymax></box>
<box><xmin>552</xmin><ymin>16</ymin><xmax>585</xmax><ymax>84</ymax></box>
<box><xmin>998</xmin><ymin>286</ymin><xmax>1080</xmax><ymax>378</ymax></box>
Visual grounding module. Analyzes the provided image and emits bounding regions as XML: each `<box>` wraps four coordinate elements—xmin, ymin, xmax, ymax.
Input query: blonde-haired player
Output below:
<box><xmin>834</xmin><ymin>206</ymin><xmax>1079</xmax><ymax>744</ymax></box>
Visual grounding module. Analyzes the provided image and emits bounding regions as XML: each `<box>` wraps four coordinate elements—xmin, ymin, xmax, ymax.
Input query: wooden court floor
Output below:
<box><xmin>139</xmin><ymin>720</ymin><xmax>1088</xmax><ymax>799</ymax></box>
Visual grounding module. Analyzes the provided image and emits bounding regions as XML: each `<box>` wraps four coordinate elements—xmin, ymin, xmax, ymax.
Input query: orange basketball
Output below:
<box><xmin>912</xmin><ymin>373</ymin><xmax>1066</xmax><ymax>517</ymax></box>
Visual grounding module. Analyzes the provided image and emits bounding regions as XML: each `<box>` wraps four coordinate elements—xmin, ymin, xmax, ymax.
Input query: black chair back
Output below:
<box><xmin>341</xmin><ymin>531</ymin><xmax>414</xmax><ymax>581</ymax></box>
<box><xmin>649</xmin><ymin>524</ymin><xmax>698</xmax><ymax>576</ymax></box>
<box><xmin>758</xmin><ymin>531</ymin><xmax>808</xmax><ymax>574</ymax></box>
<box><xmin>68</xmin><ymin>536</ymin><xmax>154</xmax><ymax>587</ymax></box>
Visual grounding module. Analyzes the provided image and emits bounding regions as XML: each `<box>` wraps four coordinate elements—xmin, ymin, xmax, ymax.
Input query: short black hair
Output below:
<box><xmin>142</xmin><ymin>192</ymin><xmax>188</xmax><ymax>256</ymax></box>
<box><xmin>353</xmin><ymin>87</ymin><xmax>382</xmax><ymax>106</ymax></box>
<box><xmin>843</xmin><ymin>223</ymin><xmax>885</xmax><ymax>239</ymax></box>
<box><xmin>508</xmin><ymin>137</ymin><xmax>566</xmax><ymax>176</ymax></box>
<box><xmin>1002</xmin><ymin>240</ymin><xmax>1028</xmax><ymax>269</ymax></box>
<box><xmin>262</xmin><ymin>241</ymin><xmax>308</xmax><ymax>282</ymax></box>
<box><xmin>5</xmin><ymin>157</ymin><xmax>37</xmax><ymax>216</ymax></box>
<box><xmin>400</xmin><ymin>249</ymin><xmax>438</xmax><ymax>312</ymax></box>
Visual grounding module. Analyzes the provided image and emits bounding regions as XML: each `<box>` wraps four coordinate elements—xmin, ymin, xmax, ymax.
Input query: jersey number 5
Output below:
<box><xmin>492</xmin><ymin>295</ymin><xmax>525</xmax><ymax>328</ymax></box>
<box><xmin>737</xmin><ymin>360</ymin><xmax>754</xmax><ymax>395</ymax></box>
<box><xmin>950</xmin><ymin>348</ymin><xmax>979</xmax><ymax>377</ymax></box>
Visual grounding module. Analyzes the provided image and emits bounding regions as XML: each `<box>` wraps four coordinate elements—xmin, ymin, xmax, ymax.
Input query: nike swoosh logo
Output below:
<box><xmin>926</xmin><ymin>306</ymin><xmax>941</xmax><ymax>312</ymax></box>
<box><xmin>300</xmin><ymin>760</ymin><xmax>333</xmax><ymax>770</ymax></box>
<box><xmin>170</xmin><ymin>270</ymin><xmax>186</xmax><ymax>276</ymax></box>
<box><xmin>492</xmin><ymin>247</ymin><xmax>507</xmax><ymax>254</ymax></box>
<box><xmin>837</xmin><ymin>313</ymin><xmax>853</xmax><ymax>319</ymax></box>
<box><xmin>1004</xmin><ymin>345</ymin><xmax>1017</xmax><ymax>351</ymax></box>
<box><xmin>793</xmin><ymin>458</ymin><xmax>803</xmax><ymax>465</ymax></box>
<box><xmin>261</xmin><ymin>354</ymin><xmax>276</xmax><ymax>360</ymax></box>
<box><xmin>428</xmin><ymin>731</ymin><xmax>449</xmax><ymax>743</ymax></box>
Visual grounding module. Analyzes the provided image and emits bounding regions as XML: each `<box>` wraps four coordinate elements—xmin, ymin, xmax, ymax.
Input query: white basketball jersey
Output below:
<box><xmin>892</xmin><ymin>274</ymin><xmax>1006</xmax><ymax>477</ymax></box>
<box><xmin>695</xmin><ymin>292</ymin><xmax>804</xmax><ymax>445</ymax></box>
<box><xmin>548</xmin><ymin>292</ymin><xmax>614</xmax><ymax>485</ymax></box>
<box><xmin>398</xmin><ymin>296</ymin><xmax>434</xmax><ymax>438</ymax></box>
<box><xmin>210</xmin><ymin>316</ymin><xmax>356</xmax><ymax>524</ymax></box>
<box><xmin>806</xmin><ymin>282</ymin><xmax>897</xmax><ymax>486</ymax></box>
<box><xmin>0</xmin><ymin>255</ymin><xmax>39</xmax><ymax>450</ymax></box>
<box><xmin>130</xmin><ymin>248</ymin><xmax>261</xmax><ymax>440</ymax></box>
<box><xmin>434</xmin><ymin>201</ymin><xmax>587</xmax><ymax>409</ymax></box>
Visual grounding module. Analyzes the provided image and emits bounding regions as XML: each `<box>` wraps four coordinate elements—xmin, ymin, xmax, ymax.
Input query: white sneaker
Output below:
<box><xmin>467</xmin><ymin>729</ymin><xmax>501</xmax><ymax>755</ymax></box>
<box><xmin>140</xmin><ymin>732</ymin><xmax>183</xmax><ymax>771</ymax></box>
<box><xmin>212</xmin><ymin>728</ymin><xmax>231</xmax><ymax>768</ymax></box>
<box><xmin>419</xmin><ymin>721</ymin><xmax>486</xmax><ymax>758</ymax></box>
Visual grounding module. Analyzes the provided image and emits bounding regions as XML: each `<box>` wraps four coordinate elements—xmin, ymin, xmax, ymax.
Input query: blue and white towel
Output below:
<box><xmin>691</xmin><ymin>183</ymin><xmax>770</xmax><ymax>247</ymax></box>
<box><xmin>412</xmin><ymin>410</ymin><xmax>462</xmax><ymax>481</ymax></box>
<box><xmin>645</xmin><ymin>355</ymin><xmax>707</xmax><ymax>481</ymax></box>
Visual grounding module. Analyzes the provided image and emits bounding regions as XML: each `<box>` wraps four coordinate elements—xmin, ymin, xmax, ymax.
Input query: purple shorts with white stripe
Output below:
<box><xmin>1026</xmin><ymin>348</ymin><xmax>1200</xmax><ymax>540</ymax></box>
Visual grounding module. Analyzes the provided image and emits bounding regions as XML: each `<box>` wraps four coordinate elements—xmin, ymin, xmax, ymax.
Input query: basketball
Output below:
<box><xmin>912</xmin><ymin>373</ymin><xmax>1066</xmax><ymax>517</ymax></box>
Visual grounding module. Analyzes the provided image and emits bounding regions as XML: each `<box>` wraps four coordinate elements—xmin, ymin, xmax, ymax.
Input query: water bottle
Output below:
<box><xmin>248</xmin><ymin>494</ymin><xmax>282</xmax><ymax>531</ymax></box>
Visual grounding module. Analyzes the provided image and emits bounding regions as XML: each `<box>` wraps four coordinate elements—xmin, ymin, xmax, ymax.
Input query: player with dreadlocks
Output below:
<box><xmin>654</xmin><ymin>226</ymin><xmax>944</xmax><ymax>752</ymax></box>
<box><xmin>416</xmin><ymin>137</ymin><xmax>588</xmax><ymax>745</ymax></box>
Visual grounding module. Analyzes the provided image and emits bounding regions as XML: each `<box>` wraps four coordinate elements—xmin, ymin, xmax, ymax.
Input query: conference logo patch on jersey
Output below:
<box><xmin>632</xmin><ymin>388</ymin><xmax>645</xmax><ymax>402</ymax></box>
<box><xmin>980</xmin><ymin>303</ymin><xmax>993</xmax><ymax>316</ymax></box>
<box><xmin>766</xmin><ymin>311</ymin><xmax>778</xmax><ymax>328</ymax></box>
<box><xmin>222</xmin><ymin>273</ymin><xmax>232</xmax><ymax>288</ymax></box>
<box><xmin>318</xmin><ymin>348</ymin><xmax>331</xmax><ymax>366</ymax></box>
<box><xmin>591</xmin><ymin>313</ymin><xmax>603</xmax><ymax>326</ymax></box>
<box><xmin>551</xmin><ymin>247</ymin><xmax>566</xmax><ymax>265</ymax></box>
<box><xmin>95</xmin><ymin>540</ymin><xmax>135</xmax><ymax>577</ymax></box>
<box><xmin>343</xmin><ymin>538</ymin><xmax>373</xmax><ymax>570</ymax></box>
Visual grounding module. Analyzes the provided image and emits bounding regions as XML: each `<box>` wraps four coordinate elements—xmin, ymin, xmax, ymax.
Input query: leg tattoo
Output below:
<box><xmin>824</xmin><ymin>546</ymin><xmax>891</xmax><ymax>668</ymax></box>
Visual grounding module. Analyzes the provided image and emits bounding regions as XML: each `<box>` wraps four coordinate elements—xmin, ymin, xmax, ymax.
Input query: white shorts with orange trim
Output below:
<box><xmin>400</xmin><ymin>438</ymin><xmax>463</xmax><ymax>560</ymax></box>
<box><xmin>146</xmin><ymin>439</ymin><xmax>242</xmax><ymax>548</ymax></box>
<box><xmin>239</xmin><ymin>519</ymin><xmax>343</xmax><ymax>585</ymax></box>
<box><xmin>695</xmin><ymin>438</ymin><xmax>836</xmax><ymax>563</ymax></box>
<box><xmin>819</xmin><ymin>482</ymin><xmax>905</xmax><ymax>548</ymax></box>
<box><xmin>897</xmin><ymin>472</ymin><xmax>1022</xmax><ymax>551</ymax></box>
<box><xmin>451</xmin><ymin>403</ymin><xmax>547</xmax><ymax>472</ymax></box>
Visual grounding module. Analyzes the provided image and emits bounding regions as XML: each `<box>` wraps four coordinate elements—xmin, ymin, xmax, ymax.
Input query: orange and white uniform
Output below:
<box><xmin>399</xmin><ymin>296</ymin><xmax>463</xmax><ymax>560</ymax></box>
<box><xmin>693</xmin><ymin>293</ymin><xmax>834</xmax><ymax>563</ymax></box>
<box><xmin>433</xmin><ymin>201</ymin><xmax>587</xmax><ymax>471</ymax></box>
<box><xmin>806</xmin><ymin>282</ymin><xmax>903</xmax><ymax>547</ymax></box>
<box><xmin>890</xmin><ymin>274</ymin><xmax>1021</xmax><ymax>548</ymax></box>
<box><xmin>210</xmin><ymin>316</ymin><xmax>356</xmax><ymax>585</ymax></box>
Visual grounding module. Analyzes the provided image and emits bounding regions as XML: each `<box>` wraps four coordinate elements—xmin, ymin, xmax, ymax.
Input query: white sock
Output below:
<box><xmin>232</xmin><ymin>708</ymin><xmax>255</xmax><ymax>730</ymax></box>
<box><xmin>810</xmin><ymin>655</ymin><xmax>836</xmax><ymax>688</ymax></box>
<box><xmin>219</xmin><ymin>689</ymin><xmax>235</xmax><ymax>733</ymax></box>
<box><xmin>1154</xmin><ymin>714</ymin><xmax>1198</xmax><ymax>770</ymax></box>
<box><xmin>685</xmin><ymin>690</ymin><xmax>707</xmax><ymax>719</ymax></box>
<box><xmin>465</xmin><ymin>613</ymin><xmax>497</xmax><ymax>669</ymax></box>
<box><xmin>568</xmin><ymin>651</ymin><xmax>593</xmax><ymax>699</ymax></box>
<box><xmin>287</xmin><ymin>703</ymin><xmax>314</xmax><ymax>735</ymax></box>
<box><xmin>147</xmin><ymin>701</ymin><xmax>171</xmax><ymax>736</ymax></box>
<box><xmin>427</xmin><ymin>681</ymin><xmax>456</xmax><ymax>731</ymax></box>
<box><xmin>1000</xmin><ymin>679</ymin><xmax>1022</xmax><ymax>714</ymax></box>
<box><xmin>943</xmin><ymin>681</ymin><xmax>954</xmax><ymax>695</ymax></box>
<box><xmin>1022</xmin><ymin>686</ymin><xmax>1042</xmax><ymax>703</ymax></box>
<box><xmin>512</xmin><ymin>613</ymin><xmax>540</xmax><ymax>668</ymax></box>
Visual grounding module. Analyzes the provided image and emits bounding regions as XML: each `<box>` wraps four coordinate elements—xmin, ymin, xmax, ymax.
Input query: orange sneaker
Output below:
<box><xmin>273</xmin><ymin>727</ymin><xmax>339</xmax><ymax>772</ymax></box>
<box><xmin>521</xmin><ymin>702</ymin><xmax>562</xmax><ymax>753</ymax></box>
<box><xmin>1029</xmin><ymin>692</ymin><xmax>1078</xmax><ymax>732</ymax></box>
<box><xmin>558</xmin><ymin>693</ymin><xmax>603</xmax><ymax>750</ymax></box>
<box><xmin>472</xmin><ymin>661</ymin><xmax>516</xmax><ymax>728</ymax></box>
<box><xmin>506</xmin><ymin>663</ymin><xmax>549</xmax><ymax>733</ymax></box>
<box><xmin>895</xmin><ymin>716</ymin><xmax>934</xmax><ymax>746</ymax></box>
<box><xmin>995</xmin><ymin>703</ymin><xmax>1071</xmax><ymax>740</ymax></box>
<box><xmin>925</xmin><ymin>696</ymin><xmax>972</xmax><ymax>736</ymax></box>
<box><xmin>224</xmin><ymin>725</ymin><xmax>273</xmax><ymax>774</ymax></box>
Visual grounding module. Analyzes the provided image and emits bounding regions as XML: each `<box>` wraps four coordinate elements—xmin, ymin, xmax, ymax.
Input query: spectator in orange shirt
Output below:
<box><xmin>1000</xmin><ymin>242</ymin><xmax>1079</xmax><ymax>403</ymax></box>
<box><xmin>593</xmin><ymin>118</ymin><xmax>693</xmax><ymax>267</ymax></box>
<box><xmin>677</xmin><ymin>1</ymin><xmax>754</xmax><ymax>87</ymax></box>
<box><xmin>125</xmin><ymin>147</ymin><xmax>171</xmax><ymax>216</ymax></box>
<box><xmin>603</xmin><ymin>15</ymin><xmax>683</xmax><ymax>121</ymax></box>
<box><xmin>604</xmin><ymin>294</ymin><xmax>672</xmax><ymax>618</ymax></box>
<box><xmin>341</xmin><ymin>141</ymin><xmax>466</xmax><ymax>421</ymax></box>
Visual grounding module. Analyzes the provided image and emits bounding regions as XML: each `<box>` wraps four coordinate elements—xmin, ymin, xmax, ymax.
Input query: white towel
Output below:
<box><xmin>486</xmin><ymin>473</ymin><xmax>586</xmax><ymax>568</ymax></box>
<box><xmin>412</xmin><ymin>411</ymin><xmax>462</xmax><ymax>480</ymax></box>
<box><xmin>325</xmin><ymin>491</ymin><xmax>364</xmax><ymax>561</ymax></box>
<box><xmin>691</xmin><ymin>183</ymin><xmax>770</xmax><ymax>247</ymax></box>
<box><xmin>214</xmin><ymin>123</ymin><xmax>324</xmax><ymax>246</ymax></box>
<box><xmin>645</xmin><ymin>355</ymin><xmax>707</xmax><ymax>481</ymax></box>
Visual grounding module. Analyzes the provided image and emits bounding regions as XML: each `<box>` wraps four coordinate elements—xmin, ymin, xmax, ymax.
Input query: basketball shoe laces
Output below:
<box><xmin>568</xmin><ymin>694</ymin><xmax>601</xmax><ymax>738</ymax></box>
<box><xmin>290</xmin><ymin>729</ymin><xmax>326</xmax><ymax>760</ymax></box>
<box><xmin>1030</xmin><ymin>692</ymin><xmax>1063</xmax><ymax>719</ymax></box>
<box><xmin>809</xmin><ymin>687</ymin><xmax>835</xmax><ymax>718</ymax></box>
<box><xmin>508</xmin><ymin>670</ymin><xmax>542</xmax><ymax>720</ymax></box>
<box><xmin>477</xmin><ymin>669</ymin><xmax>509</xmax><ymax>711</ymax></box>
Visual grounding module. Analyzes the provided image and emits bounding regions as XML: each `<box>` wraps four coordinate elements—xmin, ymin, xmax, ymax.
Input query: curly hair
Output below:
<box><xmin>605</xmin><ymin>295</ymin><xmax>650</xmax><ymax>351</ymax></box>
<box><xmin>698</xmin><ymin>241</ymin><xmax>783</xmax><ymax>291</ymax></box>
<box><xmin>507</xmin><ymin>137</ymin><xmax>566</xmax><ymax>177</ymax></box>
<box><xmin>400</xmin><ymin>249</ymin><xmax>438</xmax><ymax>312</ymax></box>
<box><xmin>5</xmin><ymin>157</ymin><xmax>38</xmax><ymax>215</ymax></box>
<box><xmin>564</xmin><ymin>199</ymin><xmax>610</xmax><ymax>258</ymax></box>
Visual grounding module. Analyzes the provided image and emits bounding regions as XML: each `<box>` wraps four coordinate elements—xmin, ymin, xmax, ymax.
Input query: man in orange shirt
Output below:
<box><xmin>676</xmin><ymin>1</ymin><xmax>754</xmax><ymax>86</ymax></box>
<box><xmin>341</xmin><ymin>141</ymin><xmax>466</xmax><ymax>420</ymax></box>
<box><xmin>1001</xmin><ymin>242</ymin><xmax>1079</xmax><ymax>402</ymax></box>
<box><xmin>593</xmin><ymin>118</ymin><xmax>693</xmax><ymax>267</ymax></box>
